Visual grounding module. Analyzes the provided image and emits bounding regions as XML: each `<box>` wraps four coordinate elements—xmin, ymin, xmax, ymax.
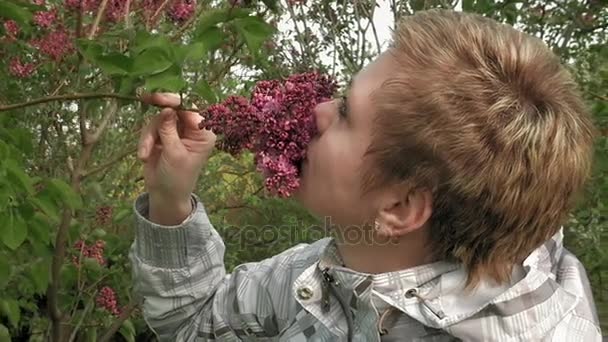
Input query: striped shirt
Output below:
<box><xmin>129</xmin><ymin>193</ymin><xmax>602</xmax><ymax>341</ymax></box>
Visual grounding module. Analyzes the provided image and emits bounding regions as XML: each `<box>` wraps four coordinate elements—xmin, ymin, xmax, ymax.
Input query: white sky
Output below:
<box><xmin>278</xmin><ymin>0</ymin><xmax>464</xmax><ymax>67</ymax></box>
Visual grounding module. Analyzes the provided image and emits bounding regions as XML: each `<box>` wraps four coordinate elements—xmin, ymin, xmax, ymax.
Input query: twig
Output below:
<box><xmin>88</xmin><ymin>0</ymin><xmax>109</xmax><ymax>39</ymax></box>
<box><xmin>0</xmin><ymin>93</ymin><xmax>201</xmax><ymax>113</ymax></box>
<box><xmin>99</xmin><ymin>301</ymin><xmax>137</xmax><ymax>342</ymax></box>
<box><xmin>209</xmin><ymin>43</ymin><xmax>246</xmax><ymax>86</ymax></box>
<box><xmin>124</xmin><ymin>0</ymin><xmax>131</xmax><ymax>28</ymax></box>
<box><xmin>90</xmin><ymin>100</ymin><xmax>119</xmax><ymax>142</ymax></box>
<box><xmin>68</xmin><ymin>296</ymin><xmax>96</xmax><ymax>342</ymax></box>
<box><xmin>286</xmin><ymin>1</ymin><xmax>310</xmax><ymax>66</ymax></box>
<box><xmin>150</xmin><ymin>0</ymin><xmax>173</xmax><ymax>26</ymax></box>
<box><xmin>362</xmin><ymin>2</ymin><xmax>382</xmax><ymax>55</ymax></box>
<box><xmin>82</xmin><ymin>146</ymin><xmax>137</xmax><ymax>179</ymax></box>
<box><xmin>589</xmin><ymin>92</ymin><xmax>608</xmax><ymax>102</ymax></box>
<box><xmin>0</xmin><ymin>93</ymin><xmax>136</xmax><ymax>112</ymax></box>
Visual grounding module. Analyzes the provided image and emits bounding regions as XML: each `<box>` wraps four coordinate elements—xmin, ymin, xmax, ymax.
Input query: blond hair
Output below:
<box><xmin>365</xmin><ymin>10</ymin><xmax>596</xmax><ymax>287</ymax></box>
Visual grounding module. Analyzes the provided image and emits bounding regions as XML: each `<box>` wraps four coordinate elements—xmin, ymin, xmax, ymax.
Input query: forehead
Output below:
<box><xmin>348</xmin><ymin>52</ymin><xmax>396</xmax><ymax>124</ymax></box>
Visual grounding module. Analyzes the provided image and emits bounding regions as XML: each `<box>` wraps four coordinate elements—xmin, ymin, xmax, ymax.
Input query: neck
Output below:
<box><xmin>334</xmin><ymin>226</ymin><xmax>433</xmax><ymax>274</ymax></box>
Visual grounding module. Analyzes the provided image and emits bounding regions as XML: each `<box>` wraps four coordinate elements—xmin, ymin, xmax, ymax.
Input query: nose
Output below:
<box><xmin>313</xmin><ymin>99</ymin><xmax>338</xmax><ymax>135</ymax></box>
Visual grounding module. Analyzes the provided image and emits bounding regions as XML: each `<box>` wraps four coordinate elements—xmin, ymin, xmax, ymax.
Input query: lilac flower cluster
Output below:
<box><xmin>166</xmin><ymin>0</ymin><xmax>197</xmax><ymax>23</ymax></box>
<box><xmin>31</xmin><ymin>29</ymin><xmax>74</xmax><ymax>61</ymax></box>
<box><xmin>199</xmin><ymin>72</ymin><xmax>337</xmax><ymax>197</ymax></box>
<box><xmin>96</xmin><ymin>286</ymin><xmax>121</xmax><ymax>315</ymax></box>
<box><xmin>9</xmin><ymin>58</ymin><xmax>36</xmax><ymax>78</ymax></box>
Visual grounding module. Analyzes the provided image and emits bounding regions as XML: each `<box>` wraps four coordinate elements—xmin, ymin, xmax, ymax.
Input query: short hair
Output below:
<box><xmin>364</xmin><ymin>9</ymin><xmax>596</xmax><ymax>287</ymax></box>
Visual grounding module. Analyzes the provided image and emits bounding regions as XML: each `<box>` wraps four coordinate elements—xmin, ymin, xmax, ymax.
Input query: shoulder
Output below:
<box><xmin>231</xmin><ymin>238</ymin><xmax>331</xmax><ymax>286</ymax></box>
<box><xmin>544</xmin><ymin>312</ymin><xmax>602</xmax><ymax>342</ymax></box>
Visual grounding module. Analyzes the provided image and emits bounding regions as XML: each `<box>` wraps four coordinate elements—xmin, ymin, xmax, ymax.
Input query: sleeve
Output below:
<box><xmin>129</xmin><ymin>193</ymin><xmax>293</xmax><ymax>341</ymax></box>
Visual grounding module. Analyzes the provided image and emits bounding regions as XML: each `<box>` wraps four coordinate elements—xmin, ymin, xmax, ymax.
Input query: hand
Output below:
<box><xmin>138</xmin><ymin>93</ymin><xmax>216</xmax><ymax>225</ymax></box>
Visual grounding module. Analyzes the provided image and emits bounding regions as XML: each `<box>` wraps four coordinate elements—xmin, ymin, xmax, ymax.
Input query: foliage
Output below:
<box><xmin>0</xmin><ymin>0</ymin><xmax>606</xmax><ymax>340</ymax></box>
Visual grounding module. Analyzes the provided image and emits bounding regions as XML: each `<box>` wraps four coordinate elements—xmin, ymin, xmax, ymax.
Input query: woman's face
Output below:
<box><xmin>294</xmin><ymin>52</ymin><xmax>396</xmax><ymax>227</ymax></box>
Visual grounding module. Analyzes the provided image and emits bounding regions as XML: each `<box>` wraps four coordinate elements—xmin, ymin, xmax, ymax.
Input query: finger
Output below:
<box><xmin>157</xmin><ymin>108</ymin><xmax>182</xmax><ymax>150</ymax></box>
<box><xmin>176</xmin><ymin>109</ymin><xmax>203</xmax><ymax>132</ymax></box>
<box><xmin>200</xmin><ymin>127</ymin><xmax>217</xmax><ymax>146</ymax></box>
<box><xmin>138</xmin><ymin>115</ymin><xmax>161</xmax><ymax>161</ymax></box>
<box><xmin>140</xmin><ymin>92</ymin><xmax>181</xmax><ymax>108</ymax></box>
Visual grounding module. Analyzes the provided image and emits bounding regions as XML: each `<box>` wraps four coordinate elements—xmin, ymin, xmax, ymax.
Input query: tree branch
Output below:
<box><xmin>589</xmin><ymin>92</ymin><xmax>608</xmax><ymax>102</ymax></box>
<box><xmin>0</xmin><ymin>93</ymin><xmax>201</xmax><ymax>113</ymax></box>
<box><xmin>99</xmin><ymin>301</ymin><xmax>137</xmax><ymax>342</ymax></box>
<box><xmin>88</xmin><ymin>0</ymin><xmax>109</xmax><ymax>39</ymax></box>
<box><xmin>82</xmin><ymin>146</ymin><xmax>137</xmax><ymax>179</ymax></box>
<box><xmin>0</xmin><ymin>93</ymin><xmax>137</xmax><ymax>112</ymax></box>
<box><xmin>90</xmin><ymin>100</ymin><xmax>119</xmax><ymax>143</ymax></box>
<box><xmin>48</xmin><ymin>209</ymin><xmax>72</xmax><ymax>342</ymax></box>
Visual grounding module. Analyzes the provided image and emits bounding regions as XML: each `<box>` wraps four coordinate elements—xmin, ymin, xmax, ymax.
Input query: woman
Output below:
<box><xmin>130</xmin><ymin>9</ymin><xmax>601</xmax><ymax>341</ymax></box>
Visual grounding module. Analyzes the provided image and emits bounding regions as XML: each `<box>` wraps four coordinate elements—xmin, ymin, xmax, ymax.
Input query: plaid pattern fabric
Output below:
<box><xmin>130</xmin><ymin>193</ymin><xmax>602</xmax><ymax>341</ymax></box>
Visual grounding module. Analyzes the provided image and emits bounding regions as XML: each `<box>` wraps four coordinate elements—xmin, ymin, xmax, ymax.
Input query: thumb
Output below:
<box><xmin>158</xmin><ymin>108</ymin><xmax>181</xmax><ymax>149</ymax></box>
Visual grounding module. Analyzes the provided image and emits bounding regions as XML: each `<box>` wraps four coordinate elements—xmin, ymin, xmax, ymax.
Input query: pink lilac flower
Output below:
<box><xmin>96</xmin><ymin>286</ymin><xmax>121</xmax><ymax>315</ymax></box>
<box><xmin>65</xmin><ymin>0</ymin><xmax>99</xmax><ymax>12</ymax></box>
<box><xmin>199</xmin><ymin>72</ymin><xmax>337</xmax><ymax>197</ymax></box>
<box><xmin>95</xmin><ymin>205</ymin><xmax>113</xmax><ymax>226</ymax></box>
<box><xmin>31</xmin><ymin>29</ymin><xmax>74</xmax><ymax>61</ymax></box>
<box><xmin>3</xmin><ymin>20</ymin><xmax>20</xmax><ymax>39</ymax></box>
<box><xmin>9</xmin><ymin>58</ymin><xmax>36</xmax><ymax>78</ymax></box>
<box><xmin>202</xmin><ymin>96</ymin><xmax>262</xmax><ymax>156</ymax></box>
<box><xmin>33</xmin><ymin>9</ymin><xmax>57</xmax><ymax>28</ymax></box>
<box><xmin>166</xmin><ymin>0</ymin><xmax>196</xmax><ymax>23</ymax></box>
<box><xmin>105</xmin><ymin>0</ymin><xmax>128</xmax><ymax>22</ymax></box>
<box><xmin>72</xmin><ymin>239</ymin><xmax>106</xmax><ymax>266</ymax></box>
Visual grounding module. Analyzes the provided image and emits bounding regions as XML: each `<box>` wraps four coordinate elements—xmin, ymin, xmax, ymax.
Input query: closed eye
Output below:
<box><xmin>339</xmin><ymin>96</ymin><xmax>348</xmax><ymax>119</ymax></box>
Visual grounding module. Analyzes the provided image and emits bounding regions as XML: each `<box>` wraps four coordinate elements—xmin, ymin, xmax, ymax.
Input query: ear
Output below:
<box><xmin>375</xmin><ymin>187</ymin><xmax>433</xmax><ymax>238</ymax></box>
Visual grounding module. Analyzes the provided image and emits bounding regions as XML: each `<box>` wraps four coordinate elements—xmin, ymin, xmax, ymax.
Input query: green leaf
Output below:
<box><xmin>113</xmin><ymin>207</ymin><xmax>131</xmax><ymax>224</ymax></box>
<box><xmin>91</xmin><ymin>228</ymin><xmax>107</xmax><ymax>238</ymax></box>
<box><xmin>95</xmin><ymin>53</ymin><xmax>133</xmax><ymax>75</ymax></box>
<box><xmin>195</xmin><ymin>7</ymin><xmax>250</xmax><ymax>37</ymax></box>
<box><xmin>4</xmin><ymin>159</ymin><xmax>34</xmax><ymax>195</ymax></box>
<box><xmin>114</xmin><ymin>76</ymin><xmax>136</xmax><ymax>98</ymax></box>
<box><xmin>132</xmin><ymin>47</ymin><xmax>173</xmax><ymax>76</ymax></box>
<box><xmin>0</xmin><ymin>1</ymin><xmax>32</xmax><ymax>28</ymax></box>
<box><xmin>84</xmin><ymin>327</ymin><xmax>97</xmax><ymax>342</ymax></box>
<box><xmin>233</xmin><ymin>17</ymin><xmax>275</xmax><ymax>53</ymax></box>
<box><xmin>82</xmin><ymin>258</ymin><xmax>102</xmax><ymax>274</ymax></box>
<box><xmin>197</xmin><ymin>27</ymin><xmax>224</xmax><ymax>53</ymax></box>
<box><xmin>119</xmin><ymin>320</ymin><xmax>136</xmax><ymax>342</ymax></box>
<box><xmin>76</xmin><ymin>40</ymin><xmax>103</xmax><ymax>63</ymax></box>
<box><xmin>0</xmin><ymin>299</ymin><xmax>20</xmax><ymax>328</ymax></box>
<box><xmin>144</xmin><ymin>67</ymin><xmax>186</xmax><ymax>92</ymax></box>
<box><xmin>181</xmin><ymin>42</ymin><xmax>207</xmax><ymax>62</ymax></box>
<box><xmin>261</xmin><ymin>0</ymin><xmax>278</xmax><ymax>11</ymax></box>
<box><xmin>46</xmin><ymin>179</ymin><xmax>82</xmax><ymax>210</ymax></box>
<box><xmin>30</xmin><ymin>195</ymin><xmax>60</xmax><ymax>223</ymax></box>
<box><xmin>0</xmin><ymin>324</ymin><xmax>9</xmax><ymax>342</ymax></box>
<box><xmin>0</xmin><ymin>212</ymin><xmax>27</xmax><ymax>250</ymax></box>
<box><xmin>462</xmin><ymin>0</ymin><xmax>474</xmax><ymax>11</ymax></box>
<box><xmin>0</xmin><ymin>258</ymin><xmax>10</xmax><ymax>290</ymax></box>
<box><xmin>29</xmin><ymin>259</ymin><xmax>50</xmax><ymax>294</ymax></box>
<box><xmin>132</xmin><ymin>30</ymin><xmax>171</xmax><ymax>55</ymax></box>
<box><xmin>60</xmin><ymin>264</ymin><xmax>78</xmax><ymax>290</ymax></box>
<box><xmin>194</xmin><ymin>80</ymin><xmax>218</xmax><ymax>103</ymax></box>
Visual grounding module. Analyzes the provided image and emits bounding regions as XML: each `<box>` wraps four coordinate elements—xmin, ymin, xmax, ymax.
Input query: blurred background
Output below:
<box><xmin>0</xmin><ymin>0</ymin><xmax>605</xmax><ymax>340</ymax></box>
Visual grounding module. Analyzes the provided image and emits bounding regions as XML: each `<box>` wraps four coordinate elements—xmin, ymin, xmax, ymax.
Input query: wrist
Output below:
<box><xmin>148</xmin><ymin>193</ymin><xmax>193</xmax><ymax>226</ymax></box>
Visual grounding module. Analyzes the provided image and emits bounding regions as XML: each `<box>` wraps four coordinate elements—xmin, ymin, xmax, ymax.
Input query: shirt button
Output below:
<box><xmin>405</xmin><ymin>288</ymin><xmax>418</xmax><ymax>298</ymax></box>
<box><xmin>297</xmin><ymin>286</ymin><xmax>314</xmax><ymax>300</ymax></box>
